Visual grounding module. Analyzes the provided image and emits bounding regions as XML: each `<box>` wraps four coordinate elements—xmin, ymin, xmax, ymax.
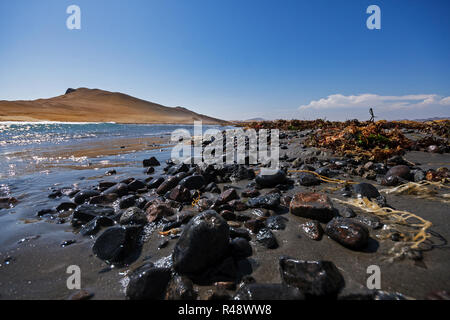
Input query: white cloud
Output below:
<box><xmin>299</xmin><ymin>93</ymin><xmax>450</xmax><ymax>111</ymax></box>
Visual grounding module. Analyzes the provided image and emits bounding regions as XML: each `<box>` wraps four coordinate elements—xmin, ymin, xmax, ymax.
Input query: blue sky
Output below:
<box><xmin>0</xmin><ymin>0</ymin><xmax>449</xmax><ymax>121</ymax></box>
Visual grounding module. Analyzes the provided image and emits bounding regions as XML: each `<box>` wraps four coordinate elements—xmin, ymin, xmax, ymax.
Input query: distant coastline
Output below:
<box><xmin>0</xmin><ymin>88</ymin><xmax>229</xmax><ymax>125</ymax></box>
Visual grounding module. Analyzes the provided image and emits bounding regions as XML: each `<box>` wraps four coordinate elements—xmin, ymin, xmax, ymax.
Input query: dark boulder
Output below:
<box><xmin>298</xmin><ymin>173</ymin><xmax>320</xmax><ymax>186</ymax></box>
<box><xmin>217</xmin><ymin>188</ymin><xmax>239</xmax><ymax>204</ymax></box>
<box><xmin>57</xmin><ymin>202</ymin><xmax>77</xmax><ymax>212</ymax></box>
<box><xmin>71</xmin><ymin>204</ymin><xmax>114</xmax><ymax>227</ymax></box>
<box><xmin>255</xmin><ymin>169</ymin><xmax>287</xmax><ymax>188</ymax></box>
<box><xmin>266</xmin><ymin>215</ymin><xmax>288</xmax><ymax>230</ymax></box>
<box><xmin>156</xmin><ymin>176</ymin><xmax>179</xmax><ymax>195</ymax></box>
<box><xmin>148</xmin><ymin>177</ymin><xmax>165</xmax><ymax>189</ymax></box>
<box><xmin>256</xmin><ymin>228</ymin><xmax>278</xmax><ymax>249</ymax></box>
<box><xmin>117</xmin><ymin>195</ymin><xmax>136</xmax><ymax>209</ymax></box>
<box><xmin>80</xmin><ymin>216</ymin><xmax>115</xmax><ymax>236</ymax></box>
<box><xmin>128</xmin><ymin>179</ymin><xmax>147</xmax><ymax>192</ymax></box>
<box><xmin>167</xmin><ymin>163</ymin><xmax>189</xmax><ymax>175</ymax></box>
<box><xmin>102</xmin><ymin>183</ymin><xmax>128</xmax><ymax>197</ymax></box>
<box><xmin>279</xmin><ymin>256</ymin><xmax>345</xmax><ymax>298</ymax></box>
<box><xmin>300</xmin><ymin>221</ymin><xmax>323</xmax><ymax>241</ymax></box>
<box><xmin>126</xmin><ymin>263</ymin><xmax>171</xmax><ymax>300</ymax></box>
<box><xmin>247</xmin><ymin>193</ymin><xmax>280</xmax><ymax>210</ymax></box>
<box><xmin>352</xmin><ymin>183</ymin><xmax>380</xmax><ymax>199</ymax></box>
<box><xmin>92</xmin><ymin>225</ymin><xmax>142</xmax><ymax>264</ymax></box>
<box><xmin>143</xmin><ymin>157</ymin><xmax>160</xmax><ymax>167</ymax></box>
<box><xmin>325</xmin><ymin>217</ymin><xmax>369</xmax><ymax>250</ymax></box>
<box><xmin>179</xmin><ymin>175</ymin><xmax>206</xmax><ymax>190</ymax></box>
<box><xmin>386</xmin><ymin>165</ymin><xmax>411</xmax><ymax>180</ymax></box>
<box><xmin>172</xmin><ymin>210</ymin><xmax>230</xmax><ymax>274</ymax></box>
<box><xmin>120</xmin><ymin>207</ymin><xmax>147</xmax><ymax>225</ymax></box>
<box><xmin>169</xmin><ymin>185</ymin><xmax>192</xmax><ymax>203</ymax></box>
<box><xmin>74</xmin><ymin>190</ymin><xmax>100</xmax><ymax>205</ymax></box>
<box><xmin>290</xmin><ymin>192</ymin><xmax>336</xmax><ymax>223</ymax></box>
<box><xmin>165</xmin><ymin>275</ymin><xmax>197</xmax><ymax>300</ymax></box>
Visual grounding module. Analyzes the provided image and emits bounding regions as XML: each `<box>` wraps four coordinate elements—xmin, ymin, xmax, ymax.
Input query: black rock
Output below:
<box><xmin>74</xmin><ymin>190</ymin><xmax>100</xmax><ymax>205</ymax></box>
<box><xmin>229</xmin><ymin>237</ymin><xmax>253</xmax><ymax>259</ymax></box>
<box><xmin>57</xmin><ymin>202</ymin><xmax>77</xmax><ymax>212</ymax></box>
<box><xmin>37</xmin><ymin>208</ymin><xmax>56</xmax><ymax>216</ymax></box>
<box><xmin>217</xmin><ymin>188</ymin><xmax>239</xmax><ymax>204</ymax></box>
<box><xmin>80</xmin><ymin>216</ymin><xmax>115</xmax><ymax>236</ymax></box>
<box><xmin>172</xmin><ymin>210</ymin><xmax>230</xmax><ymax>274</ymax></box>
<box><xmin>168</xmin><ymin>185</ymin><xmax>191</xmax><ymax>203</ymax></box>
<box><xmin>234</xmin><ymin>283</ymin><xmax>304</xmax><ymax>300</ymax></box>
<box><xmin>325</xmin><ymin>217</ymin><xmax>369</xmax><ymax>250</ymax></box>
<box><xmin>71</xmin><ymin>204</ymin><xmax>114</xmax><ymax>227</ymax></box>
<box><xmin>244</xmin><ymin>219</ymin><xmax>266</xmax><ymax>233</ymax></box>
<box><xmin>167</xmin><ymin>163</ymin><xmax>189</xmax><ymax>175</ymax></box>
<box><xmin>102</xmin><ymin>183</ymin><xmax>129</xmax><ymax>197</ymax></box>
<box><xmin>128</xmin><ymin>179</ymin><xmax>147</xmax><ymax>192</ymax></box>
<box><xmin>48</xmin><ymin>190</ymin><xmax>62</xmax><ymax>199</ymax></box>
<box><xmin>265</xmin><ymin>215</ymin><xmax>288</xmax><ymax>230</ymax></box>
<box><xmin>148</xmin><ymin>177</ymin><xmax>165</xmax><ymax>189</ymax></box>
<box><xmin>352</xmin><ymin>183</ymin><xmax>380</xmax><ymax>199</ymax></box>
<box><xmin>179</xmin><ymin>175</ymin><xmax>206</xmax><ymax>190</ymax></box>
<box><xmin>386</xmin><ymin>165</ymin><xmax>411</xmax><ymax>180</ymax></box>
<box><xmin>143</xmin><ymin>157</ymin><xmax>160</xmax><ymax>167</ymax></box>
<box><xmin>92</xmin><ymin>225</ymin><xmax>141</xmax><ymax>264</ymax></box>
<box><xmin>229</xmin><ymin>227</ymin><xmax>251</xmax><ymax>241</ymax></box>
<box><xmin>256</xmin><ymin>228</ymin><xmax>278</xmax><ymax>249</ymax></box>
<box><xmin>156</xmin><ymin>176</ymin><xmax>179</xmax><ymax>195</ymax></box>
<box><xmin>247</xmin><ymin>193</ymin><xmax>280</xmax><ymax>210</ymax></box>
<box><xmin>105</xmin><ymin>169</ymin><xmax>117</xmax><ymax>176</ymax></box>
<box><xmin>165</xmin><ymin>275</ymin><xmax>197</xmax><ymax>300</ymax></box>
<box><xmin>279</xmin><ymin>256</ymin><xmax>345</xmax><ymax>298</ymax></box>
<box><xmin>298</xmin><ymin>173</ymin><xmax>320</xmax><ymax>186</ymax></box>
<box><xmin>300</xmin><ymin>221</ymin><xmax>323</xmax><ymax>241</ymax></box>
<box><xmin>119</xmin><ymin>207</ymin><xmax>147</xmax><ymax>225</ymax></box>
<box><xmin>126</xmin><ymin>263</ymin><xmax>171</xmax><ymax>300</ymax></box>
<box><xmin>204</xmin><ymin>182</ymin><xmax>221</xmax><ymax>193</ymax></box>
<box><xmin>175</xmin><ymin>171</ymin><xmax>189</xmax><ymax>181</ymax></box>
<box><xmin>381</xmin><ymin>175</ymin><xmax>400</xmax><ymax>187</ymax></box>
<box><xmin>145</xmin><ymin>167</ymin><xmax>155</xmax><ymax>174</ymax></box>
<box><xmin>255</xmin><ymin>170</ymin><xmax>287</xmax><ymax>188</ymax></box>
<box><xmin>117</xmin><ymin>195</ymin><xmax>136</xmax><ymax>209</ymax></box>
<box><xmin>290</xmin><ymin>192</ymin><xmax>336</xmax><ymax>223</ymax></box>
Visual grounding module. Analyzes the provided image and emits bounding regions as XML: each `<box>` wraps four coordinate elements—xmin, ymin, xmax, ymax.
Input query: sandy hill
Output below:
<box><xmin>0</xmin><ymin>88</ymin><xmax>228</xmax><ymax>125</ymax></box>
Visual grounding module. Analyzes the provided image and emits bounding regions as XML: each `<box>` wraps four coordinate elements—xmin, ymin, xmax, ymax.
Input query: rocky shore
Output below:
<box><xmin>1</xmin><ymin>121</ymin><xmax>449</xmax><ymax>300</ymax></box>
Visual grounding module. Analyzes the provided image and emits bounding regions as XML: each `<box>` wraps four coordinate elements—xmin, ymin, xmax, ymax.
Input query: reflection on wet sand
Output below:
<box><xmin>2</xmin><ymin>136</ymin><xmax>173</xmax><ymax>176</ymax></box>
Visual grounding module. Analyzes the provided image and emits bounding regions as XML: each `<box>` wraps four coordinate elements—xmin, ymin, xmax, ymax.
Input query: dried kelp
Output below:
<box><xmin>333</xmin><ymin>197</ymin><xmax>432</xmax><ymax>250</ymax></box>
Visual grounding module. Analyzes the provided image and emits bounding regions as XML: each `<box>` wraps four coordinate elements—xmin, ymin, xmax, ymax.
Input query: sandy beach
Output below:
<box><xmin>0</xmin><ymin>120</ymin><xmax>449</xmax><ymax>300</ymax></box>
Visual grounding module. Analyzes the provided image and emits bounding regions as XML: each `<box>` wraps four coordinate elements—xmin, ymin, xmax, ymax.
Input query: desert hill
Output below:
<box><xmin>0</xmin><ymin>88</ymin><xmax>228</xmax><ymax>125</ymax></box>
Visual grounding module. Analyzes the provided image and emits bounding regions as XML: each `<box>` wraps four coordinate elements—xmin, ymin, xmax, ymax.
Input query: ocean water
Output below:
<box><xmin>0</xmin><ymin>122</ymin><xmax>232</xmax><ymax>247</ymax></box>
